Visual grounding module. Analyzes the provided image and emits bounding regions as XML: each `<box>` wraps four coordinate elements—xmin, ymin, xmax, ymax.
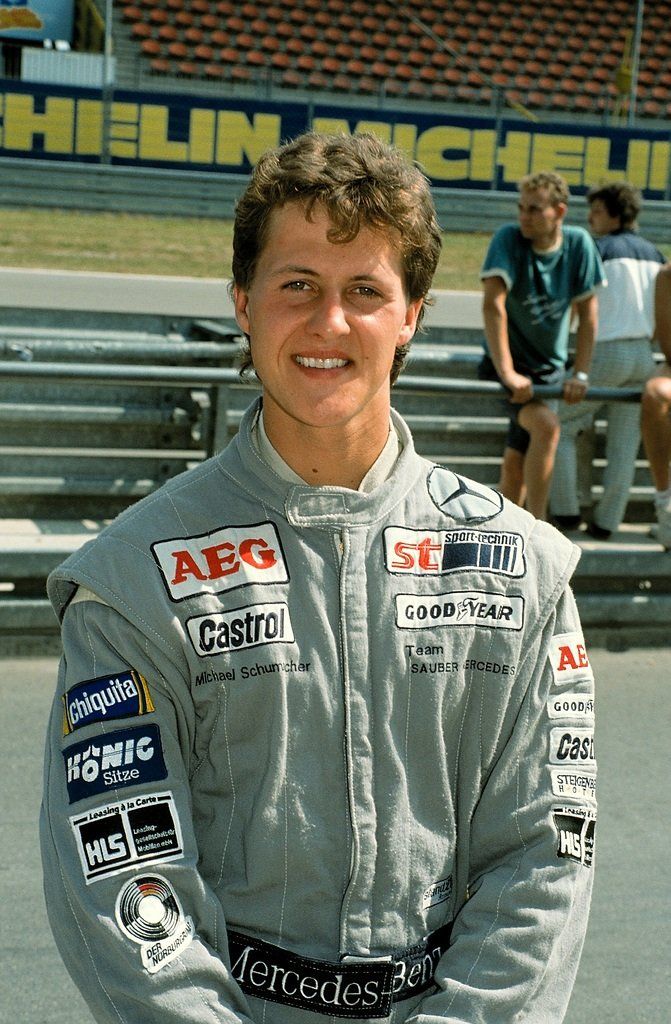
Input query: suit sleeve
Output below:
<box><xmin>40</xmin><ymin>594</ymin><xmax>257</xmax><ymax>1024</ymax></box>
<box><xmin>407</xmin><ymin>585</ymin><xmax>596</xmax><ymax>1024</ymax></box>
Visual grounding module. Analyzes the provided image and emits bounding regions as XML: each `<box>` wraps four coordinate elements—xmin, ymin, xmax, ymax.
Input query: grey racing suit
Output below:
<box><xmin>41</xmin><ymin>398</ymin><xmax>597</xmax><ymax>1024</ymax></box>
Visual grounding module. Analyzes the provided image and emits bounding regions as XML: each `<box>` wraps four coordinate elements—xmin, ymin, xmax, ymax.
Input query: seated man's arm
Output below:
<box><xmin>482</xmin><ymin>275</ymin><xmax>534</xmax><ymax>403</ymax></box>
<box><xmin>564</xmin><ymin>293</ymin><xmax>597</xmax><ymax>404</ymax></box>
<box><xmin>654</xmin><ymin>264</ymin><xmax>671</xmax><ymax>363</ymax></box>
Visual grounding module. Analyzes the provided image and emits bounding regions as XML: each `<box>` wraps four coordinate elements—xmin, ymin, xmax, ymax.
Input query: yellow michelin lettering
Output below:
<box><xmin>215</xmin><ymin>111</ymin><xmax>281</xmax><ymax>165</ymax></box>
<box><xmin>75</xmin><ymin>99</ymin><xmax>102</xmax><ymax>156</ymax></box>
<box><xmin>0</xmin><ymin>87</ymin><xmax>669</xmax><ymax>193</ymax></box>
<box><xmin>312</xmin><ymin>118</ymin><xmax>350</xmax><ymax>136</ymax></box>
<box><xmin>139</xmin><ymin>105</ymin><xmax>188</xmax><ymax>162</ymax></box>
<box><xmin>4</xmin><ymin>94</ymin><xmax>74</xmax><ymax>153</ymax></box>
<box><xmin>584</xmin><ymin>137</ymin><xmax>615</xmax><ymax>184</ymax></box>
<box><xmin>625</xmin><ymin>140</ymin><xmax>650</xmax><ymax>187</ymax></box>
<box><xmin>469</xmin><ymin>129</ymin><xmax>497</xmax><ymax>181</ymax></box>
<box><xmin>189</xmin><ymin>108</ymin><xmax>216</xmax><ymax>163</ymax></box>
<box><xmin>531</xmin><ymin>133</ymin><xmax>585</xmax><ymax>183</ymax></box>
<box><xmin>416</xmin><ymin>126</ymin><xmax>470</xmax><ymax>179</ymax></box>
<box><xmin>495</xmin><ymin>131</ymin><xmax>532</xmax><ymax>182</ymax></box>
<box><xmin>650</xmin><ymin>141</ymin><xmax>670</xmax><ymax>191</ymax></box>
<box><xmin>392</xmin><ymin>123</ymin><xmax>417</xmax><ymax>161</ymax></box>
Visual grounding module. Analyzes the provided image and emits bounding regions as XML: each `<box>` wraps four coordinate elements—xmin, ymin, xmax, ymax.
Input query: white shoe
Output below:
<box><xmin>655</xmin><ymin>497</ymin><xmax>671</xmax><ymax>550</ymax></box>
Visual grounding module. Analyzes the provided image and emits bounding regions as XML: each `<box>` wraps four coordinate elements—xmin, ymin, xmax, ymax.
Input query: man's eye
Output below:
<box><xmin>283</xmin><ymin>280</ymin><xmax>309</xmax><ymax>291</ymax></box>
<box><xmin>354</xmin><ymin>286</ymin><xmax>379</xmax><ymax>297</ymax></box>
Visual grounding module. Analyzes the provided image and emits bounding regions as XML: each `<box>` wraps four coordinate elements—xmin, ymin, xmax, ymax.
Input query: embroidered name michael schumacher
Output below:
<box><xmin>384</xmin><ymin>527</ymin><xmax>525</xmax><ymax>577</ymax></box>
<box><xmin>186</xmin><ymin>602</ymin><xmax>294</xmax><ymax>657</ymax></box>
<box><xmin>396</xmin><ymin>591</ymin><xmax>524</xmax><ymax>630</ymax></box>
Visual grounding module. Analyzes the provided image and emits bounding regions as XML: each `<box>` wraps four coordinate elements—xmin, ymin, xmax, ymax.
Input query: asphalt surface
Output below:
<box><xmin>0</xmin><ymin>267</ymin><xmax>484</xmax><ymax>328</ymax></box>
<box><xmin>1</xmin><ymin>649</ymin><xmax>668</xmax><ymax>1024</ymax></box>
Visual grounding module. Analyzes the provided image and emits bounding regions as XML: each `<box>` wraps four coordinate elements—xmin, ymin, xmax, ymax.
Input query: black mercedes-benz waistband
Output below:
<box><xmin>227</xmin><ymin>920</ymin><xmax>453</xmax><ymax>1019</ymax></box>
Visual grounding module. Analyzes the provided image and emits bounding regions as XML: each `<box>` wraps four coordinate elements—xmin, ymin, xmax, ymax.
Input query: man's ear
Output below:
<box><xmin>233</xmin><ymin>285</ymin><xmax>251</xmax><ymax>335</ymax></box>
<box><xmin>397</xmin><ymin>297</ymin><xmax>424</xmax><ymax>348</ymax></box>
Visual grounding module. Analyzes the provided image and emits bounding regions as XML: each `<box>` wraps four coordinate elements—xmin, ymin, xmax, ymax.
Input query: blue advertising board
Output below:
<box><xmin>0</xmin><ymin>79</ymin><xmax>669</xmax><ymax>197</ymax></box>
<box><xmin>0</xmin><ymin>0</ymin><xmax>74</xmax><ymax>43</ymax></box>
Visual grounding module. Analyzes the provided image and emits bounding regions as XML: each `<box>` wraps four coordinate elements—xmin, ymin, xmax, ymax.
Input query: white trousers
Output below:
<box><xmin>550</xmin><ymin>337</ymin><xmax>656</xmax><ymax>532</ymax></box>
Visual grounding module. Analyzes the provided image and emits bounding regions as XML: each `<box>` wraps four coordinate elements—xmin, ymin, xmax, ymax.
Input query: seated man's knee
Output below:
<box><xmin>642</xmin><ymin>376</ymin><xmax>671</xmax><ymax>413</ymax></box>
<box><xmin>521</xmin><ymin>403</ymin><xmax>560</xmax><ymax>444</ymax></box>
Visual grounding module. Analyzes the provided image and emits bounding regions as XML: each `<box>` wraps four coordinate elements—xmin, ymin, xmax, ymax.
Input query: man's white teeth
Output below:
<box><xmin>295</xmin><ymin>356</ymin><xmax>348</xmax><ymax>369</ymax></box>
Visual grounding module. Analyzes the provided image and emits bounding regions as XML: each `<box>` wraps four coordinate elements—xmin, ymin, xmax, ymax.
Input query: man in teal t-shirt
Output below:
<box><xmin>480</xmin><ymin>172</ymin><xmax>605</xmax><ymax>519</ymax></box>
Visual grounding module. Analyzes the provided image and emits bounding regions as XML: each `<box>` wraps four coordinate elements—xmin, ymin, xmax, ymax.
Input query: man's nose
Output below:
<box><xmin>309</xmin><ymin>295</ymin><xmax>349</xmax><ymax>336</ymax></box>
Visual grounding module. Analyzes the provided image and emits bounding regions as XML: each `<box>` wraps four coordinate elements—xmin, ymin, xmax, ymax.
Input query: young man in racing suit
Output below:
<box><xmin>41</xmin><ymin>132</ymin><xmax>597</xmax><ymax>1024</ymax></box>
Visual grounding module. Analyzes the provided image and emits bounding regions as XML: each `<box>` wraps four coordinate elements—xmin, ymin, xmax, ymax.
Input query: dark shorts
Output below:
<box><xmin>478</xmin><ymin>353</ymin><xmax>565</xmax><ymax>455</ymax></box>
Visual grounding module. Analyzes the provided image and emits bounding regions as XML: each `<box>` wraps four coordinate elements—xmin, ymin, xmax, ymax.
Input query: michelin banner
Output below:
<box><xmin>0</xmin><ymin>79</ymin><xmax>669</xmax><ymax>197</ymax></box>
<box><xmin>0</xmin><ymin>1</ymin><xmax>74</xmax><ymax>42</ymax></box>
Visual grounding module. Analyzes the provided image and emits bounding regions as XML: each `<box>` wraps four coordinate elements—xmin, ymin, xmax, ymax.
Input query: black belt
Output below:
<box><xmin>227</xmin><ymin>921</ymin><xmax>453</xmax><ymax>1019</ymax></box>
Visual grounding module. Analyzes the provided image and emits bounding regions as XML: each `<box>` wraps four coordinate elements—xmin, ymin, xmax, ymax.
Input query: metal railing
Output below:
<box><xmin>0</xmin><ymin>360</ymin><xmax>644</xmax><ymax>401</ymax></box>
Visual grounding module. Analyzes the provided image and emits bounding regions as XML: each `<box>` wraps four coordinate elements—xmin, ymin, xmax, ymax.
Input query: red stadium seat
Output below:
<box><xmin>358</xmin><ymin>76</ymin><xmax>377</xmax><ymax>95</ymax></box>
<box><xmin>307</xmin><ymin>71</ymin><xmax>330</xmax><ymax>89</ymax></box>
<box><xmin>174</xmin><ymin>10</ymin><xmax>194</xmax><ymax>28</ymax></box>
<box><xmin>194</xmin><ymin>44</ymin><xmax>215</xmax><ymax>62</ymax></box>
<box><xmin>270</xmin><ymin>51</ymin><xmax>291</xmax><ymax>70</ymax></box>
<box><xmin>281</xmin><ymin>68</ymin><xmax>303</xmax><ymax>88</ymax></box>
<box><xmin>131</xmin><ymin>22</ymin><xmax>152</xmax><ymax>40</ymax></box>
<box><xmin>332</xmin><ymin>74</ymin><xmax>353</xmax><ymax>92</ymax></box>
<box><xmin>370</xmin><ymin>61</ymin><xmax>390</xmax><ymax>79</ymax></box>
<box><xmin>157</xmin><ymin>24</ymin><xmax>178</xmax><ymax>42</ymax></box>
<box><xmin>219</xmin><ymin>47</ymin><xmax>240</xmax><ymax>65</ymax></box>
<box><xmin>204</xmin><ymin>62</ymin><xmax>227</xmax><ymax>78</ymax></box>
<box><xmin>184</xmin><ymin>27</ymin><xmax>204</xmax><ymax>45</ymax></box>
<box><xmin>167</xmin><ymin>40</ymin><xmax>188</xmax><ymax>59</ymax></box>
<box><xmin>322</xmin><ymin>56</ymin><xmax>341</xmax><ymax>75</ymax></box>
<box><xmin>141</xmin><ymin>38</ymin><xmax>161</xmax><ymax>56</ymax></box>
<box><xmin>260</xmin><ymin>35</ymin><xmax>281</xmax><ymax>53</ymax></box>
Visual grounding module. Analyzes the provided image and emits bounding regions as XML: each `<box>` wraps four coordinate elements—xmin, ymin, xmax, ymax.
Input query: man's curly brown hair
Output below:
<box><xmin>231</xmin><ymin>131</ymin><xmax>442</xmax><ymax>385</ymax></box>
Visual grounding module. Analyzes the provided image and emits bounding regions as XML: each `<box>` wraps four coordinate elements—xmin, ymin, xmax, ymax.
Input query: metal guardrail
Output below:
<box><xmin>0</xmin><ymin>360</ymin><xmax>644</xmax><ymax>401</ymax></box>
<box><xmin>1</xmin><ymin>156</ymin><xmax>671</xmax><ymax>242</ymax></box>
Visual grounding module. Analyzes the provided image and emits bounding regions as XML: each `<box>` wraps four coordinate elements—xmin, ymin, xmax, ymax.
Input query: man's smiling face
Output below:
<box><xmin>233</xmin><ymin>200</ymin><xmax>422</xmax><ymax>456</ymax></box>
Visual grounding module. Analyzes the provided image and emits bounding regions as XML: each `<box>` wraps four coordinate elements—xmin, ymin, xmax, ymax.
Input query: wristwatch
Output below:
<box><xmin>573</xmin><ymin>371</ymin><xmax>589</xmax><ymax>383</ymax></box>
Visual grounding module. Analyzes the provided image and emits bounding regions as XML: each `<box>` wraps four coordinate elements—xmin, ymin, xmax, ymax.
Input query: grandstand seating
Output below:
<box><xmin>117</xmin><ymin>0</ymin><xmax>671</xmax><ymax>119</ymax></box>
